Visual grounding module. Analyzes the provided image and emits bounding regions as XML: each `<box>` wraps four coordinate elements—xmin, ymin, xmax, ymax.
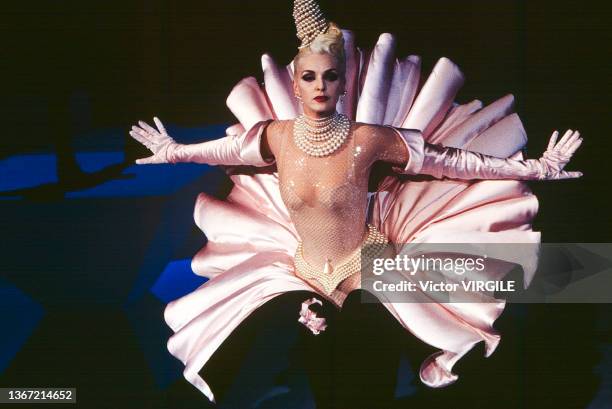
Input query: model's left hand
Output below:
<box><xmin>536</xmin><ymin>129</ymin><xmax>583</xmax><ymax>180</ymax></box>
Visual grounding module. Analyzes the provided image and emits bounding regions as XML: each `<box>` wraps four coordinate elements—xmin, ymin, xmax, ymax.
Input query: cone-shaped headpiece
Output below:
<box><xmin>293</xmin><ymin>0</ymin><xmax>329</xmax><ymax>49</ymax></box>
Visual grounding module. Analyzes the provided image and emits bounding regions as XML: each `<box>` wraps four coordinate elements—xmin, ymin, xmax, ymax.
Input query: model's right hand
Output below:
<box><xmin>129</xmin><ymin>117</ymin><xmax>178</xmax><ymax>164</ymax></box>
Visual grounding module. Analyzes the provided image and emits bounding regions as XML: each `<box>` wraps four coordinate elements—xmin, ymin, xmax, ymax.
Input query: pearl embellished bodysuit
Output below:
<box><xmin>276</xmin><ymin>120</ymin><xmax>405</xmax><ymax>306</ymax></box>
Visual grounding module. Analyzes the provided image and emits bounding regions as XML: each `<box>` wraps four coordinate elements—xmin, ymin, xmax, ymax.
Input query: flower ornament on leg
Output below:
<box><xmin>298</xmin><ymin>297</ymin><xmax>328</xmax><ymax>335</ymax></box>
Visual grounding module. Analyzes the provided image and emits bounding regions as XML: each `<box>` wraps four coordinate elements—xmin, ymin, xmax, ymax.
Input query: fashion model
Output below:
<box><xmin>129</xmin><ymin>1</ymin><xmax>583</xmax><ymax>407</ymax></box>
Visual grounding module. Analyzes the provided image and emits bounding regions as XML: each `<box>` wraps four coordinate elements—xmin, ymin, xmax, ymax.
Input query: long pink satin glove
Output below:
<box><xmin>400</xmin><ymin>129</ymin><xmax>583</xmax><ymax>180</ymax></box>
<box><xmin>129</xmin><ymin>117</ymin><xmax>274</xmax><ymax>166</ymax></box>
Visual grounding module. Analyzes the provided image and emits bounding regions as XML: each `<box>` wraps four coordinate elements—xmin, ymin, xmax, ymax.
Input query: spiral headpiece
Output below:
<box><xmin>293</xmin><ymin>0</ymin><xmax>329</xmax><ymax>49</ymax></box>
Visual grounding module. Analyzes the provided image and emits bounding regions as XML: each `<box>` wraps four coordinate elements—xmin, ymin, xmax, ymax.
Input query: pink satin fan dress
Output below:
<box><xmin>163</xmin><ymin>30</ymin><xmax>541</xmax><ymax>402</ymax></box>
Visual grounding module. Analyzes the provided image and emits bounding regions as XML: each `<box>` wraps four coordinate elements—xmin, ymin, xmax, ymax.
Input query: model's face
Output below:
<box><xmin>293</xmin><ymin>52</ymin><xmax>345</xmax><ymax>118</ymax></box>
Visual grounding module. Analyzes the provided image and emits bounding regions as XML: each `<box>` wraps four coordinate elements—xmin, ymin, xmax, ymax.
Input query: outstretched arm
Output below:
<box><xmin>129</xmin><ymin>117</ymin><xmax>275</xmax><ymax>167</ymax></box>
<box><xmin>380</xmin><ymin>126</ymin><xmax>583</xmax><ymax>181</ymax></box>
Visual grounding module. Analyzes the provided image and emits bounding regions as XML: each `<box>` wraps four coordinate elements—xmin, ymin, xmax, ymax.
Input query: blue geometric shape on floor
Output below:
<box><xmin>0</xmin><ymin>278</ymin><xmax>45</xmax><ymax>374</ymax></box>
<box><xmin>66</xmin><ymin>162</ymin><xmax>212</xmax><ymax>198</ymax></box>
<box><xmin>0</xmin><ymin>122</ymin><xmax>230</xmax><ymax>199</ymax></box>
<box><xmin>123</xmin><ymin>293</ymin><xmax>185</xmax><ymax>390</ymax></box>
<box><xmin>151</xmin><ymin>259</ymin><xmax>208</xmax><ymax>304</ymax></box>
<box><xmin>253</xmin><ymin>386</ymin><xmax>291</xmax><ymax>408</ymax></box>
<box><xmin>255</xmin><ymin>371</ymin><xmax>314</xmax><ymax>409</ymax></box>
<box><xmin>0</xmin><ymin>154</ymin><xmax>58</xmax><ymax>192</ymax></box>
<box><xmin>74</xmin><ymin>151</ymin><xmax>124</xmax><ymax>173</ymax></box>
<box><xmin>588</xmin><ymin>343</ymin><xmax>612</xmax><ymax>409</ymax></box>
<box><xmin>395</xmin><ymin>352</ymin><xmax>418</xmax><ymax>399</ymax></box>
<box><xmin>65</xmin><ymin>122</ymin><xmax>230</xmax><ymax>199</ymax></box>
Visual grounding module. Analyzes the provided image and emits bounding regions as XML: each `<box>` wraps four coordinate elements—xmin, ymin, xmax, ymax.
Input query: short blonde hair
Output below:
<box><xmin>294</xmin><ymin>22</ymin><xmax>346</xmax><ymax>76</ymax></box>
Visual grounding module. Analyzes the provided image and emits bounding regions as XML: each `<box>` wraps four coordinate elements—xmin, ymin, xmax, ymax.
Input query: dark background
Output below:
<box><xmin>2</xmin><ymin>0</ymin><xmax>611</xmax><ymax>408</ymax></box>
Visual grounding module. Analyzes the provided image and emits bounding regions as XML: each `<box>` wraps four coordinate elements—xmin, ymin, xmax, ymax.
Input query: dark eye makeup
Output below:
<box><xmin>300</xmin><ymin>69</ymin><xmax>339</xmax><ymax>82</ymax></box>
<box><xmin>323</xmin><ymin>71</ymin><xmax>339</xmax><ymax>81</ymax></box>
<box><xmin>302</xmin><ymin>73</ymin><xmax>315</xmax><ymax>81</ymax></box>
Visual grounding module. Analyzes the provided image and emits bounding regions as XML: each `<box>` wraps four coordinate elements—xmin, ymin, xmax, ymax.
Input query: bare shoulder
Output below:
<box><xmin>267</xmin><ymin>119</ymin><xmax>292</xmax><ymax>133</ymax></box>
<box><xmin>266</xmin><ymin>120</ymin><xmax>293</xmax><ymax>137</ymax></box>
<box><xmin>351</xmin><ymin>122</ymin><xmax>407</xmax><ymax>165</ymax></box>
<box><xmin>263</xmin><ymin>119</ymin><xmax>293</xmax><ymax>157</ymax></box>
<box><xmin>352</xmin><ymin>122</ymin><xmax>397</xmax><ymax>146</ymax></box>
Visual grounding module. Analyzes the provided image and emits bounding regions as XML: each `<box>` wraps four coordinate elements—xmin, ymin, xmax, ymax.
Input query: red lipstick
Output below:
<box><xmin>314</xmin><ymin>96</ymin><xmax>329</xmax><ymax>102</ymax></box>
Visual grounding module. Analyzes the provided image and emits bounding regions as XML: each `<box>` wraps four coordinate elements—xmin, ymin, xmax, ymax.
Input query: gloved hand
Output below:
<box><xmin>129</xmin><ymin>117</ymin><xmax>178</xmax><ymax>164</ymax></box>
<box><xmin>414</xmin><ymin>129</ymin><xmax>583</xmax><ymax>181</ymax></box>
<box><xmin>129</xmin><ymin>117</ymin><xmax>274</xmax><ymax>166</ymax></box>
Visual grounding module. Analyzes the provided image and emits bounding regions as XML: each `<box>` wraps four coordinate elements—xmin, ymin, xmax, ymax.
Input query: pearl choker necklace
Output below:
<box><xmin>293</xmin><ymin>112</ymin><xmax>350</xmax><ymax>157</ymax></box>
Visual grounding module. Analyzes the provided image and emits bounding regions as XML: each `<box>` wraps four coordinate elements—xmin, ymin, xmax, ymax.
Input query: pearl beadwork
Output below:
<box><xmin>293</xmin><ymin>112</ymin><xmax>350</xmax><ymax>157</ymax></box>
<box><xmin>294</xmin><ymin>224</ymin><xmax>389</xmax><ymax>295</ymax></box>
<box><xmin>293</xmin><ymin>0</ymin><xmax>329</xmax><ymax>48</ymax></box>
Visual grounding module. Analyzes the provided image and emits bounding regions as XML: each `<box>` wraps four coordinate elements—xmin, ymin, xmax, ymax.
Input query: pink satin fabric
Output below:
<box><xmin>163</xmin><ymin>30</ymin><xmax>540</xmax><ymax>402</ymax></box>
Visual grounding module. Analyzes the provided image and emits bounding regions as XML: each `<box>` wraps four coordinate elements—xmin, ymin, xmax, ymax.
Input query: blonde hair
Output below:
<box><xmin>294</xmin><ymin>22</ymin><xmax>346</xmax><ymax>76</ymax></box>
